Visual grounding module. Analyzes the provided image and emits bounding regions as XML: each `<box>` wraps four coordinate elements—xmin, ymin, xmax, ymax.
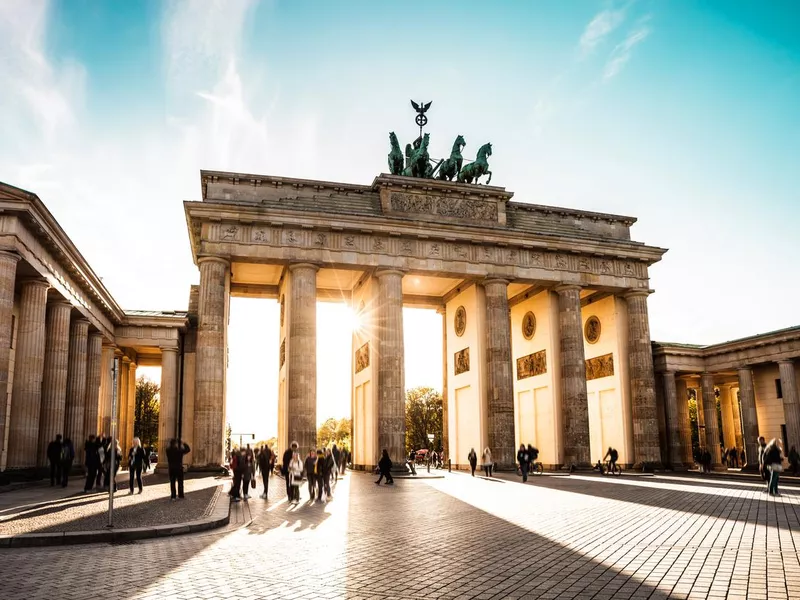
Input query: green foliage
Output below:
<box><xmin>134</xmin><ymin>377</ymin><xmax>159</xmax><ymax>449</ymax></box>
<box><xmin>405</xmin><ymin>386</ymin><xmax>443</xmax><ymax>453</ymax></box>
<box><xmin>316</xmin><ymin>418</ymin><xmax>352</xmax><ymax>452</ymax></box>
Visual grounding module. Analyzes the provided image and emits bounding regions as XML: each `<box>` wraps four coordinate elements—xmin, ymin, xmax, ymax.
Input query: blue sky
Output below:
<box><xmin>1</xmin><ymin>1</ymin><xmax>798</xmax><ymax>437</ymax></box>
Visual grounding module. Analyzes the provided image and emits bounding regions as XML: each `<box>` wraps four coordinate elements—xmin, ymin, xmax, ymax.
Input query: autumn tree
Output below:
<box><xmin>317</xmin><ymin>417</ymin><xmax>352</xmax><ymax>451</ymax></box>
<box><xmin>405</xmin><ymin>387</ymin><xmax>443</xmax><ymax>453</ymax></box>
<box><xmin>134</xmin><ymin>377</ymin><xmax>160</xmax><ymax>450</ymax></box>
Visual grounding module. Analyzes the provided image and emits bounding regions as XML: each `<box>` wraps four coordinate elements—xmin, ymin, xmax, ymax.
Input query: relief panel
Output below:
<box><xmin>585</xmin><ymin>353</ymin><xmax>614</xmax><ymax>381</ymax></box>
<box><xmin>517</xmin><ymin>349</ymin><xmax>547</xmax><ymax>380</ymax></box>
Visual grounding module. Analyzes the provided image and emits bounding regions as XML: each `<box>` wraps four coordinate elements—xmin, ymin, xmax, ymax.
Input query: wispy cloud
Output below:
<box><xmin>578</xmin><ymin>7</ymin><xmax>627</xmax><ymax>56</ymax></box>
<box><xmin>603</xmin><ymin>18</ymin><xmax>652</xmax><ymax>80</ymax></box>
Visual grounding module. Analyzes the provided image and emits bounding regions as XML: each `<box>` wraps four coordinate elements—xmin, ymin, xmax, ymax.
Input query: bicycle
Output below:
<box><xmin>531</xmin><ymin>461</ymin><xmax>543</xmax><ymax>475</ymax></box>
<box><xmin>603</xmin><ymin>460</ymin><xmax>622</xmax><ymax>476</ymax></box>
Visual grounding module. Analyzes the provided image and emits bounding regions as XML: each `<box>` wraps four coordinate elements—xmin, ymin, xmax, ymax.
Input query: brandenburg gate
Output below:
<box><xmin>183</xmin><ymin>169</ymin><xmax>667</xmax><ymax>471</ymax></box>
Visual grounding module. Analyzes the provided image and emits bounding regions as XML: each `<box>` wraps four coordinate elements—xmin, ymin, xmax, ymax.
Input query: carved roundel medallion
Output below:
<box><xmin>522</xmin><ymin>311</ymin><xmax>536</xmax><ymax>340</ymax></box>
<box><xmin>454</xmin><ymin>306</ymin><xmax>467</xmax><ymax>337</ymax></box>
<box><xmin>584</xmin><ymin>316</ymin><xmax>601</xmax><ymax>344</ymax></box>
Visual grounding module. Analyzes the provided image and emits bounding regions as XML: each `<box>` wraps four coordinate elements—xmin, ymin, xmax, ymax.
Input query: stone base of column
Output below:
<box><xmin>711</xmin><ymin>464</ymin><xmax>727</xmax><ymax>472</ymax></box>
<box><xmin>632</xmin><ymin>461</ymin><xmax>663</xmax><ymax>472</ymax></box>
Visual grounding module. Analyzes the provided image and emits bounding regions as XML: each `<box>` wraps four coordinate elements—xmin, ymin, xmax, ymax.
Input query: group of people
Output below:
<box><xmin>82</xmin><ymin>434</ymin><xmax>123</xmax><ymax>492</ymax></box>
<box><xmin>517</xmin><ymin>444</ymin><xmax>540</xmax><ymax>482</ymax></box>
<box><xmin>466</xmin><ymin>447</ymin><xmax>496</xmax><ymax>477</ymax></box>
<box><xmin>229</xmin><ymin>444</ymin><xmax>275</xmax><ymax>502</ymax></box>
<box><xmin>46</xmin><ymin>434</ymin><xmax>75</xmax><ymax>487</ymax></box>
<box><xmin>277</xmin><ymin>442</ymin><xmax>347</xmax><ymax>504</ymax></box>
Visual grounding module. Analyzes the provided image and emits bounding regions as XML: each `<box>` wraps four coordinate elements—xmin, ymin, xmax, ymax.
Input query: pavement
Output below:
<box><xmin>1</xmin><ymin>468</ymin><xmax>800</xmax><ymax>598</ymax></box>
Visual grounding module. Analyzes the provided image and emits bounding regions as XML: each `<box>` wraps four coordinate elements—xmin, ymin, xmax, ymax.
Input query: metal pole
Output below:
<box><xmin>107</xmin><ymin>357</ymin><xmax>118</xmax><ymax>528</ymax></box>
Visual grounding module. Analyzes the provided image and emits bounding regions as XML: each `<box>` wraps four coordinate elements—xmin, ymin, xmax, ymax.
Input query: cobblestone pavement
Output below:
<box><xmin>2</xmin><ymin>470</ymin><xmax>800</xmax><ymax>599</ymax></box>
<box><xmin>0</xmin><ymin>473</ymin><xmax>221</xmax><ymax>534</ymax></box>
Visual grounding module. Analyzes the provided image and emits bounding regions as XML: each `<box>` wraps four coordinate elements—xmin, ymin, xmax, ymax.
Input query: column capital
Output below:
<box><xmin>374</xmin><ymin>268</ymin><xmax>405</xmax><ymax>278</ymax></box>
<box><xmin>737</xmin><ymin>365</ymin><xmax>753</xmax><ymax>374</ymax></box>
<box><xmin>197</xmin><ymin>255</ymin><xmax>230</xmax><ymax>267</ymax></box>
<box><xmin>436</xmin><ymin>306</ymin><xmax>446</xmax><ymax>316</ymax></box>
<box><xmin>622</xmin><ymin>288</ymin><xmax>653</xmax><ymax>299</ymax></box>
<box><xmin>553</xmin><ymin>283</ymin><xmax>582</xmax><ymax>294</ymax></box>
<box><xmin>121</xmin><ymin>356</ymin><xmax>131</xmax><ymax>364</ymax></box>
<box><xmin>288</xmin><ymin>262</ymin><xmax>320</xmax><ymax>273</ymax></box>
<box><xmin>0</xmin><ymin>250</ymin><xmax>21</xmax><ymax>263</ymax></box>
<box><xmin>48</xmin><ymin>299</ymin><xmax>72</xmax><ymax>309</ymax></box>
<box><xmin>778</xmin><ymin>359</ymin><xmax>796</xmax><ymax>366</ymax></box>
<box><xmin>72</xmin><ymin>318</ymin><xmax>90</xmax><ymax>326</ymax></box>
<box><xmin>483</xmin><ymin>277</ymin><xmax>510</xmax><ymax>287</ymax></box>
<box><xmin>19</xmin><ymin>278</ymin><xmax>50</xmax><ymax>290</ymax></box>
<box><xmin>160</xmin><ymin>346</ymin><xmax>180</xmax><ymax>354</ymax></box>
<box><xmin>88</xmin><ymin>330</ymin><xmax>104</xmax><ymax>339</ymax></box>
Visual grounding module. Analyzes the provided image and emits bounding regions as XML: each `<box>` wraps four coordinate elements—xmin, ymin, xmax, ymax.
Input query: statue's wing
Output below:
<box><xmin>410</xmin><ymin>100</ymin><xmax>420</xmax><ymax>111</ymax></box>
<box><xmin>423</xmin><ymin>101</ymin><xmax>432</xmax><ymax>112</ymax></box>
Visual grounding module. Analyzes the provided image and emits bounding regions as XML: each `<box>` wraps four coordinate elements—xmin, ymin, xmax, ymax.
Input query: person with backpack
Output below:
<box><xmin>60</xmin><ymin>437</ymin><xmax>75</xmax><ymax>487</ymax></box>
<box><xmin>128</xmin><ymin>437</ymin><xmax>149</xmax><ymax>494</ymax></box>
<box><xmin>166</xmin><ymin>439</ymin><xmax>191</xmax><ymax>501</ymax></box>
<box><xmin>47</xmin><ymin>434</ymin><xmax>63</xmax><ymax>486</ymax></box>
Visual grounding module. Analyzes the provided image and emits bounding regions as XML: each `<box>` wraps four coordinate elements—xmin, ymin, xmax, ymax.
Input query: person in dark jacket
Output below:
<box><xmin>375</xmin><ymin>449</ymin><xmax>394</xmax><ymax>485</ymax></box>
<box><xmin>257</xmin><ymin>445</ymin><xmax>274</xmax><ymax>499</ymax></box>
<box><xmin>468</xmin><ymin>448</ymin><xmax>478</xmax><ymax>476</ymax></box>
<box><xmin>128</xmin><ymin>437</ymin><xmax>150</xmax><ymax>494</ymax></box>
<box><xmin>47</xmin><ymin>434</ymin><xmax>63</xmax><ymax>486</ymax></box>
<box><xmin>757</xmin><ymin>436</ymin><xmax>768</xmax><ymax>480</ymax></box>
<box><xmin>323</xmin><ymin>448</ymin><xmax>335</xmax><ymax>500</ymax></box>
<box><xmin>304</xmin><ymin>449</ymin><xmax>317</xmax><ymax>500</ymax></box>
<box><xmin>166</xmin><ymin>439</ymin><xmax>190</xmax><ymax>500</ymax></box>
<box><xmin>60</xmin><ymin>438</ymin><xmax>75</xmax><ymax>487</ymax></box>
<box><xmin>84</xmin><ymin>435</ymin><xmax>100</xmax><ymax>492</ymax></box>
<box><xmin>332</xmin><ymin>444</ymin><xmax>341</xmax><ymax>482</ymax></box>
<box><xmin>313</xmin><ymin>449</ymin><xmax>326</xmax><ymax>500</ymax></box>
<box><xmin>764</xmin><ymin>438</ymin><xmax>783</xmax><ymax>496</ymax></box>
<box><xmin>517</xmin><ymin>444</ymin><xmax>530</xmax><ymax>483</ymax></box>
<box><xmin>282</xmin><ymin>441</ymin><xmax>299</xmax><ymax>500</ymax></box>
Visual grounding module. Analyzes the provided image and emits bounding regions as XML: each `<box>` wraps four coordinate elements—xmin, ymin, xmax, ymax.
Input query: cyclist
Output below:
<box><xmin>517</xmin><ymin>444</ymin><xmax>530</xmax><ymax>482</ymax></box>
<box><xmin>603</xmin><ymin>447</ymin><xmax>619</xmax><ymax>474</ymax></box>
<box><xmin>527</xmin><ymin>444</ymin><xmax>540</xmax><ymax>474</ymax></box>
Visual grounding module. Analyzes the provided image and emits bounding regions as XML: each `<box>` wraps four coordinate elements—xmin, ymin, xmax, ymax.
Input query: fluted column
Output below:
<box><xmin>674</xmin><ymin>378</ymin><xmax>694</xmax><ymax>466</ymax></box>
<box><xmin>98</xmin><ymin>345</ymin><xmax>115</xmax><ymax>436</ymax></box>
<box><xmin>0</xmin><ymin>251</ymin><xmax>21</xmax><ymax>462</ymax></box>
<box><xmin>555</xmin><ymin>284</ymin><xmax>590</xmax><ymax>468</ymax></box>
<box><xmin>376</xmin><ymin>269</ymin><xmax>404</xmax><ymax>466</ymax></box>
<box><xmin>779</xmin><ymin>360</ymin><xmax>800</xmax><ymax>451</ymax></box>
<box><xmin>700</xmin><ymin>373</ymin><xmax>722</xmax><ymax>468</ymax></box>
<box><xmin>484</xmin><ymin>278</ymin><xmax>515</xmax><ymax>469</ymax></box>
<box><xmin>83</xmin><ymin>332</ymin><xmax>103</xmax><ymax>439</ymax></box>
<box><xmin>118</xmin><ymin>357</ymin><xmax>131</xmax><ymax>452</ymax></box>
<box><xmin>730</xmin><ymin>387</ymin><xmax>744</xmax><ymax>453</ymax></box>
<box><xmin>7</xmin><ymin>279</ymin><xmax>49</xmax><ymax>469</ymax></box>
<box><xmin>718</xmin><ymin>384</ymin><xmax>736</xmax><ymax>450</ymax></box>
<box><xmin>737</xmin><ymin>367</ymin><xmax>760</xmax><ymax>470</ymax></box>
<box><xmin>624</xmin><ymin>290</ymin><xmax>661</xmax><ymax>468</ymax></box>
<box><xmin>158</xmin><ymin>347</ymin><xmax>179</xmax><ymax>463</ymax></box>
<box><xmin>437</xmin><ymin>306</ymin><xmax>448</xmax><ymax>456</ymax></box>
<box><xmin>64</xmin><ymin>319</ymin><xmax>89</xmax><ymax>451</ymax></box>
<box><xmin>662</xmin><ymin>371</ymin><xmax>685</xmax><ymax>469</ymax></box>
<box><xmin>36</xmin><ymin>301</ymin><xmax>72</xmax><ymax>467</ymax></box>
<box><xmin>193</xmin><ymin>257</ymin><xmax>229</xmax><ymax>467</ymax></box>
<box><xmin>126</xmin><ymin>361</ymin><xmax>136</xmax><ymax>451</ymax></box>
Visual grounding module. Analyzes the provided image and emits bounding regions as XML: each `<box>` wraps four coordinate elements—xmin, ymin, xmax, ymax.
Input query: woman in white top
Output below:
<box><xmin>288</xmin><ymin>449</ymin><xmax>304</xmax><ymax>504</ymax></box>
<box><xmin>482</xmin><ymin>447</ymin><xmax>493</xmax><ymax>477</ymax></box>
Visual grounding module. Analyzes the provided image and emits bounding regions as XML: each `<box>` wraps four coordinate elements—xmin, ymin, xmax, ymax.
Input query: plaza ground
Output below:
<box><xmin>1</xmin><ymin>470</ymin><xmax>799</xmax><ymax>599</ymax></box>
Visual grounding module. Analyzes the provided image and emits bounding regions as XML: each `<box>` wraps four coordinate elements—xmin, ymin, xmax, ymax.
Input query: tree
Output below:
<box><xmin>405</xmin><ymin>387</ymin><xmax>443</xmax><ymax>453</ymax></box>
<box><xmin>317</xmin><ymin>417</ymin><xmax>352</xmax><ymax>451</ymax></box>
<box><xmin>134</xmin><ymin>377</ymin><xmax>159</xmax><ymax>450</ymax></box>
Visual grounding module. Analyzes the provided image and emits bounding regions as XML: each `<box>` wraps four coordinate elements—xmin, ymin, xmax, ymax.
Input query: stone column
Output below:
<box><xmin>737</xmin><ymin>367</ymin><xmax>760</xmax><ymax>470</ymax></box>
<box><xmin>779</xmin><ymin>360</ymin><xmax>800</xmax><ymax>450</ymax></box>
<box><xmin>118</xmin><ymin>356</ymin><xmax>131</xmax><ymax>452</ymax></box>
<box><xmin>718</xmin><ymin>385</ymin><xmax>736</xmax><ymax>450</ymax></box>
<box><xmin>36</xmin><ymin>301</ymin><xmax>72</xmax><ymax>467</ymax></box>
<box><xmin>437</xmin><ymin>306</ymin><xmax>448</xmax><ymax>458</ymax></box>
<box><xmin>730</xmin><ymin>388</ymin><xmax>744</xmax><ymax>454</ymax></box>
<box><xmin>555</xmin><ymin>284</ymin><xmax>590</xmax><ymax>468</ymax></box>
<box><xmin>98</xmin><ymin>345</ymin><xmax>115</xmax><ymax>436</ymax></box>
<box><xmin>83</xmin><ymin>332</ymin><xmax>103</xmax><ymax>439</ymax></box>
<box><xmin>700</xmin><ymin>373</ymin><xmax>722</xmax><ymax>468</ymax></box>
<box><xmin>0</xmin><ymin>251</ymin><xmax>21</xmax><ymax>463</ymax></box>
<box><xmin>662</xmin><ymin>371</ymin><xmax>685</xmax><ymax>469</ymax></box>
<box><xmin>64</xmin><ymin>319</ymin><xmax>89</xmax><ymax>451</ymax></box>
<box><xmin>126</xmin><ymin>361</ymin><xmax>136</xmax><ymax>451</ymax></box>
<box><xmin>193</xmin><ymin>257</ymin><xmax>229</xmax><ymax>468</ymax></box>
<box><xmin>158</xmin><ymin>347</ymin><xmax>179</xmax><ymax>464</ymax></box>
<box><xmin>375</xmin><ymin>269</ymin><xmax>404</xmax><ymax>467</ymax></box>
<box><xmin>6</xmin><ymin>279</ymin><xmax>49</xmax><ymax>469</ymax></box>
<box><xmin>623</xmin><ymin>290</ymin><xmax>661</xmax><ymax>468</ymax></box>
<box><xmin>674</xmin><ymin>378</ymin><xmax>694</xmax><ymax>466</ymax></box>
<box><xmin>484</xmin><ymin>279</ymin><xmax>515</xmax><ymax>469</ymax></box>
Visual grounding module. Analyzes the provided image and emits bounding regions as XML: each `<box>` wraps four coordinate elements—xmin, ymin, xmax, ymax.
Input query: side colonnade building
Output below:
<box><xmin>0</xmin><ymin>182</ymin><xmax>186</xmax><ymax>476</ymax></box>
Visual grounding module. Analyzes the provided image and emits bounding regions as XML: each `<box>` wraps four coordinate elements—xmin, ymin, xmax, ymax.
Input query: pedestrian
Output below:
<box><xmin>764</xmin><ymin>438</ymin><xmax>783</xmax><ymax>496</ymax></box>
<box><xmin>84</xmin><ymin>434</ymin><xmax>100</xmax><ymax>493</ymax></box>
<box><xmin>332</xmin><ymin>444</ymin><xmax>341</xmax><ymax>482</ymax></box>
<box><xmin>406</xmin><ymin>449</ymin><xmax>417</xmax><ymax>475</ymax></box>
<box><xmin>242</xmin><ymin>447</ymin><xmax>254</xmax><ymax>500</ymax></box>
<box><xmin>789</xmin><ymin>446</ymin><xmax>799</xmax><ymax>476</ymax></box>
<box><xmin>304</xmin><ymin>449</ymin><xmax>317</xmax><ymax>500</ymax></box>
<box><xmin>97</xmin><ymin>436</ymin><xmax>107</xmax><ymax>488</ymax></box>
<box><xmin>282</xmin><ymin>441</ymin><xmax>299</xmax><ymax>501</ymax></box>
<box><xmin>314</xmin><ymin>449</ymin><xmax>326</xmax><ymax>501</ymax></box>
<box><xmin>60</xmin><ymin>437</ymin><xmax>75</xmax><ymax>487</ymax></box>
<box><xmin>701</xmin><ymin>448</ymin><xmax>712</xmax><ymax>474</ymax></box>
<box><xmin>288</xmin><ymin>446</ymin><xmax>303</xmax><ymax>504</ymax></box>
<box><xmin>229</xmin><ymin>450</ymin><xmax>241</xmax><ymax>501</ymax></box>
<box><xmin>527</xmin><ymin>444</ymin><xmax>539</xmax><ymax>472</ymax></box>
<box><xmin>468</xmin><ymin>448</ymin><xmax>477</xmax><ymax>476</ymax></box>
<box><xmin>166</xmin><ymin>439</ymin><xmax>191</xmax><ymax>501</ymax></box>
<box><xmin>324</xmin><ymin>448</ymin><xmax>335</xmax><ymax>499</ymax></box>
<box><xmin>482</xmin><ymin>447</ymin><xmax>493</xmax><ymax>477</ymax></box>
<box><xmin>375</xmin><ymin>449</ymin><xmax>394</xmax><ymax>485</ymax></box>
<box><xmin>46</xmin><ymin>434</ymin><xmax>63</xmax><ymax>486</ymax></box>
<box><xmin>757</xmin><ymin>436</ymin><xmax>768</xmax><ymax>481</ymax></box>
<box><xmin>128</xmin><ymin>437</ymin><xmax>149</xmax><ymax>494</ymax></box>
<box><xmin>729</xmin><ymin>447</ymin><xmax>739</xmax><ymax>468</ymax></box>
<box><xmin>257</xmin><ymin>445</ymin><xmax>274</xmax><ymax>499</ymax></box>
<box><xmin>722</xmin><ymin>448</ymin><xmax>729</xmax><ymax>467</ymax></box>
<box><xmin>103</xmin><ymin>439</ymin><xmax>122</xmax><ymax>491</ymax></box>
<box><xmin>517</xmin><ymin>444</ymin><xmax>530</xmax><ymax>482</ymax></box>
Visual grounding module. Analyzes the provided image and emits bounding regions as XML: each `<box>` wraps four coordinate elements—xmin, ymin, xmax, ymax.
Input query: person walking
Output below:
<box><xmin>758</xmin><ymin>436</ymin><xmax>768</xmax><ymax>481</ymax></box>
<box><xmin>517</xmin><ymin>444</ymin><xmax>530</xmax><ymax>482</ymax></box>
<box><xmin>47</xmin><ymin>434</ymin><xmax>63</xmax><ymax>486</ymax></box>
<box><xmin>166</xmin><ymin>439</ymin><xmax>191</xmax><ymax>501</ymax></box>
<box><xmin>729</xmin><ymin>447</ymin><xmax>739</xmax><ymax>468</ymax></box>
<box><xmin>323</xmin><ymin>448</ymin><xmax>335</xmax><ymax>500</ymax></box>
<box><xmin>764</xmin><ymin>438</ymin><xmax>783</xmax><ymax>496</ymax></box>
<box><xmin>332</xmin><ymin>444</ymin><xmax>341</xmax><ymax>483</ymax></box>
<box><xmin>482</xmin><ymin>447</ymin><xmax>493</xmax><ymax>477</ymax></box>
<box><xmin>406</xmin><ymin>449</ymin><xmax>417</xmax><ymax>475</ymax></box>
<box><xmin>288</xmin><ymin>446</ymin><xmax>304</xmax><ymax>504</ymax></box>
<box><xmin>84</xmin><ymin>435</ymin><xmax>100</xmax><ymax>492</ymax></box>
<box><xmin>128</xmin><ymin>437</ymin><xmax>149</xmax><ymax>494</ymax></box>
<box><xmin>242</xmin><ymin>447</ymin><xmax>254</xmax><ymax>500</ymax></box>
<box><xmin>257</xmin><ymin>445</ymin><xmax>274</xmax><ymax>499</ymax></box>
<box><xmin>304</xmin><ymin>449</ymin><xmax>317</xmax><ymax>500</ymax></box>
<box><xmin>282</xmin><ymin>441</ymin><xmax>299</xmax><ymax>501</ymax></box>
<box><xmin>375</xmin><ymin>449</ymin><xmax>394</xmax><ymax>485</ymax></box>
<box><xmin>60</xmin><ymin>437</ymin><xmax>75</xmax><ymax>487</ymax></box>
<box><xmin>229</xmin><ymin>450</ymin><xmax>242</xmax><ymax>501</ymax></box>
<box><xmin>314</xmin><ymin>449</ymin><xmax>326</xmax><ymax>501</ymax></box>
<box><xmin>468</xmin><ymin>448</ymin><xmax>478</xmax><ymax>476</ymax></box>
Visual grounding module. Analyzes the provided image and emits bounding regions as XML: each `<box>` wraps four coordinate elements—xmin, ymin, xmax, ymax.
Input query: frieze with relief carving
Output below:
<box><xmin>387</xmin><ymin>191</ymin><xmax>498</xmax><ymax>223</ymax></box>
<box><xmin>585</xmin><ymin>353</ymin><xmax>614</xmax><ymax>381</ymax></box>
<box><xmin>517</xmin><ymin>349</ymin><xmax>546</xmax><ymax>380</ymax></box>
<box><xmin>355</xmin><ymin>342</ymin><xmax>370</xmax><ymax>374</ymax></box>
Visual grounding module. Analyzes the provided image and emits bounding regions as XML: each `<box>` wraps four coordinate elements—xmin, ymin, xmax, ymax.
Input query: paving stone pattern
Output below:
<box><xmin>1</xmin><ymin>470</ymin><xmax>800</xmax><ymax>599</ymax></box>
